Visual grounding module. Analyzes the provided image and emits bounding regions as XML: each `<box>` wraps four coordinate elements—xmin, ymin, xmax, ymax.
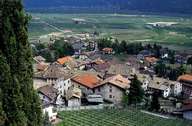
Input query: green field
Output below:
<box><xmin>57</xmin><ymin>109</ymin><xmax>192</xmax><ymax>126</ymax></box>
<box><xmin>29</xmin><ymin>13</ymin><xmax>192</xmax><ymax>50</ymax></box>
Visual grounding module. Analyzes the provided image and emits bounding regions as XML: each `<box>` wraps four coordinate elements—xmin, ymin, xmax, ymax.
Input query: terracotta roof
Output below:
<box><xmin>72</xmin><ymin>73</ymin><xmax>102</xmax><ymax>88</ymax></box>
<box><xmin>57</xmin><ymin>56</ymin><xmax>73</xmax><ymax>65</ymax></box>
<box><xmin>66</xmin><ymin>87</ymin><xmax>82</xmax><ymax>100</ymax></box>
<box><xmin>92</xmin><ymin>62</ymin><xmax>110</xmax><ymax>72</ymax></box>
<box><xmin>92</xmin><ymin>58</ymin><xmax>105</xmax><ymax>65</ymax></box>
<box><xmin>145</xmin><ymin>56</ymin><xmax>158</xmax><ymax>63</ymax></box>
<box><xmin>179</xmin><ymin>99</ymin><xmax>192</xmax><ymax>112</ymax></box>
<box><xmin>178</xmin><ymin>74</ymin><xmax>192</xmax><ymax>83</ymax></box>
<box><xmin>107</xmin><ymin>64</ymin><xmax>133</xmax><ymax>77</ymax></box>
<box><xmin>33</xmin><ymin>56</ymin><xmax>46</xmax><ymax>63</ymax></box>
<box><xmin>38</xmin><ymin>85</ymin><xmax>57</xmax><ymax>101</ymax></box>
<box><xmin>148</xmin><ymin>76</ymin><xmax>178</xmax><ymax>90</ymax></box>
<box><xmin>97</xmin><ymin>74</ymin><xmax>131</xmax><ymax>89</ymax></box>
<box><xmin>34</xmin><ymin>63</ymin><xmax>74</xmax><ymax>80</ymax></box>
<box><xmin>36</xmin><ymin>63</ymin><xmax>49</xmax><ymax>71</ymax></box>
<box><xmin>102</xmin><ymin>48</ymin><xmax>113</xmax><ymax>52</ymax></box>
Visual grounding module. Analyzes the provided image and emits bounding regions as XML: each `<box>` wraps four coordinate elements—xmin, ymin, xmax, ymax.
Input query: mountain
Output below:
<box><xmin>24</xmin><ymin>0</ymin><xmax>192</xmax><ymax>14</ymax></box>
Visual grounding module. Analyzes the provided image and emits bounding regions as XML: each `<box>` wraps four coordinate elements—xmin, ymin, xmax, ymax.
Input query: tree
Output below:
<box><xmin>187</xmin><ymin>56</ymin><xmax>192</xmax><ymax>65</ymax></box>
<box><xmin>0</xmin><ymin>0</ymin><xmax>42</xmax><ymax>125</ymax></box>
<box><xmin>150</xmin><ymin>91</ymin><xmax>160</xmax><ymax>112</ymax></box>
<box><xmin>0</xmin><ymin>89</ymin><xmax>5</xmax><ymax>126</ymax></box>
<box><xmin>155</xmin><ymin>62</ymin><xmax>166</xmax><ymax>77</ymax></box>
<box><xmin>52</xmin><ymin>39</ymin><xmax>74</xmax><ymax>58</ymax></box>
<box><xmin>128</xmin><ymin>75</ymin><xmax>144</xmax><ymax>105</ymax></box>
<box><xmin>169</xmin><ymin>50</ymin><xmax>175</xmax><ymax>64</ymax></box>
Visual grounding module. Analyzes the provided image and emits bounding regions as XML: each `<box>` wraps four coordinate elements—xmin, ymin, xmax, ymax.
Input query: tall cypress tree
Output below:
<box><xmin>128</xmin><ymin>75</ymin><xmax>144</xmax><ymax>105</ymax></box>
<box><xmin>0</xmin><ymin>0</ymin><xmax>42</xmax><ymax>126</ymax></box>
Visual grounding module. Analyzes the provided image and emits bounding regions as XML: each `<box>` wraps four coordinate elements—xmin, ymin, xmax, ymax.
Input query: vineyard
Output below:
<box><xmin>57</xmin><ymin>109</ymin><xmax>192</xmax><ymax>126</ymax></box>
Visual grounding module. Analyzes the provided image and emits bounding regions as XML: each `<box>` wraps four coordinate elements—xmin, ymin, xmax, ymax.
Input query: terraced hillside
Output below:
<box><xmin>57</xmin><ymin>109</ymin><xmax>192</xmax><ymax>126</ymax></box>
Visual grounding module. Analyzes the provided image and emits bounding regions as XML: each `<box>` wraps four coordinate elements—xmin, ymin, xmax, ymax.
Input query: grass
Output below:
<box><xmin>28</xmin><ymin>13</ymin><xmax>192</xmax><ymax>50</ymax></box>
<box><xmin>57</xmin><ymin>109</ymin><xmax>192</xmax><ymax>126</ymax></box>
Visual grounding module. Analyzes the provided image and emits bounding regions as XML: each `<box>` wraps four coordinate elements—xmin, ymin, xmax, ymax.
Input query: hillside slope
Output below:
<box><xmin>24</xmin><ymin>0</ymin><xmax>192</xmax><ymax>14</ymax></box>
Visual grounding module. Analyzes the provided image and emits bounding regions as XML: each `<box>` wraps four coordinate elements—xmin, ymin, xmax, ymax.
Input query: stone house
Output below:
<box><xmin>38</xmin><ymin>85</ymin><xmax>64</xmax><ymax>106</ymax></box>
<box><xmin>71</xmin><ymin>72</ymin><xmax>103</xmax><ymax>97</ymax></box>
<box><xmin>178</xmin><ymin>74</ymin><xmax>192</xmax><ymax>98</ymax></box>
<box><xmin>93</xmin><ymin>74</ymin><xmax>131</xmax><ymax>104</ymax></box>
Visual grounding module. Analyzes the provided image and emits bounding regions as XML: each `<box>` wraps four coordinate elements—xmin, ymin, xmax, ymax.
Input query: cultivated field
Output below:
<box><xmin>28</xmin><ymin>13</ymin><xmax>192</xmax><ymax>50</ymax></box>
<box><xmin>57</xmin><ymin>109</ymin><xmax>192</xmax><ymax>126</ymax></box>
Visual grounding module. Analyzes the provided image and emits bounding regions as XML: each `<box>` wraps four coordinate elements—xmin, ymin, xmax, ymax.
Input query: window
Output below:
<box><xmin>109</xmin><ymin>89</ymin><xmax>112</xmax><ymax>92</ymax></box>
<box><xmin>98</xmin><ymin>87</ymin><xmax>101</xmax><ymax>92</ymax></box>
<box><xmin>109</xmin><ymin>95</ymin><xmax>112</xmax><ymax>98</ymax></box>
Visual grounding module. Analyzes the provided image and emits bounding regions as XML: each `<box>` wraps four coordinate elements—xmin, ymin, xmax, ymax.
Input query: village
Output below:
<box><xmin>32</xmin><ymin>31</ymin><xmax>192</xmax><ymax>123</ymax></box>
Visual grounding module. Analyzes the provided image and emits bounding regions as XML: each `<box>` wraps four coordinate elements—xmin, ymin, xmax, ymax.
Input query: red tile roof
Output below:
<box><xmin>145</xmin><ymin>56</ymin><xmax>158</xmax><ymax>63</ymax></box>
<box><xmin>57</xmin><ymin>56</ymin><xmax>73</xmax><ymax>65</ymax></box>
<box><xmin>72</xmin><ymin>73</ymin><xmax>101</xmax><ymax>88</ymax></box>
<box><xmin>102</xmin><ymin>48</ymin><xmax>113</xmax><ymax>52</ymax></box>
<box><xmin>36</xmin><ymin>63</ymin><xmax>48</xmax><ymax>71</ymax></box>
<box><xmin>96</xmin><ymin>74</ymin><xmax>131</xmax><ymax>89</ymax></box>
<box><xmin>178</xmin><ymin>74</ymin><xmax>192</xmax><ymax>83</ymax></box>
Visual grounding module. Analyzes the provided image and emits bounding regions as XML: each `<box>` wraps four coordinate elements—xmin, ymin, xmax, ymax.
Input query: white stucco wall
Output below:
<box><xmin>68</xmin><ymin>98</ymin><xmax>81</xmax><ymax>107</ymax></box>
<box><xmin>174</xmin><ymin>82</ymin><xmax>182</xmax><ymax>96</ymax></box>
<box><xmin>54</xmin><ymin>78</ymin><xmax>72</xmax><ymax>97</ymax></box>
<box><xmin>43</xmin><ymin>106</ymin><xmax>57</xmax><ymax>121</ymax></box>
<box><xmin>94</xmin><ymin>84</ymin><xmax>124</xmax><ymax>104</ymax></box>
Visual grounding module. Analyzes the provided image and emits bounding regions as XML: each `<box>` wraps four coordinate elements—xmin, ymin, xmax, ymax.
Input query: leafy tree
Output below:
<box><xmin>0</xmin><ymin>0</ymin><xmax>42</xmax><ymax>125</ymax></box>
<box><xmin>169</xmin><ymin>50</ymin><xmax>175</xmax><ymax>64</ymax></box>
<box><xmin>128</xmin><ymin>75</ymin><xmax>144</xmax><ymax>105</ymax></box>
<box><xmin>52</xmin><ymin>39</ymin><xmax>74</xmax><ymax>58</ymax></box>
<box><xmin>150</xmin><ymin>91</ymin><xmax>160</xmax><ymax>112</ymax></box>
<box><xmin>0</xmin><ymin>89</ymin><xmax>5</xmax><ymax>126</ymax></box>
<box><xmin>187</xmin><ymin>56</ymin><xmax>192</xmax><ymax>65</ymax></box>
<box><xmin>155</xmin><ymin>62</ymin><xmax>166</xmax><ymax>77</ymax></box>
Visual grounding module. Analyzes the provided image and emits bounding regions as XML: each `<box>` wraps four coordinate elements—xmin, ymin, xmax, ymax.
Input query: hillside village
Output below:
<box><xmin>32</xmin><ymin>32</ymin><xmax>192</xmax><ymax>123</ymax></box>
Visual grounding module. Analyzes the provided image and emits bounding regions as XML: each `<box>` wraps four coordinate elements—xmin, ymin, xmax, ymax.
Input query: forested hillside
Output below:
<box><xmin>24</xmin><ymin>0</ymin><xmax>192</xmax><ymax>14</ymax></box>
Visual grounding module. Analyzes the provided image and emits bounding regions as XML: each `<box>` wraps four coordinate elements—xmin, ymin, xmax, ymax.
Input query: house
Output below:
<box><xmin>57</xmin><ymin>56</ymin><xmax>73</xmax><ymax>65</ymax></box>
<box><xmin>66</xmin><ymin>87</ymin><xmax>82</xmax><ymax>107</ymax></box>
<box><xmin>177</xmin><ymin>99</ymin><xmax>192</xmax><ymax>120</ymax></box>
<box><xmin>72</xmin><ymin>41</ymin><xmax>85</xmax><ymax>54</ymax></box>
<box><xmin>178</xmin><ymin>74</ymin><xmax>192</xmax><ymax>98</ymax></box>
<box><xmin>143</xmin><ymin>76</ymin><xmax>182</xmax><ymax>97</ymax></box>
<box><xmin>43</xmin><ymin>105</ymin><xmax>57</xmax><ymax>122</ymax></box>
<box><xmin>144</xmin><ymin>56</ymin><xmax>158</xmax><ymax>66</ymax></box>
<box><xmin>159</xmin><ymin>98</ymin><xmax>175</xmax><ymax>113</ymax></box>
<box><xmin>34</xmin><ymin>62</ymin><xmax>49</xmax><ymax>72</ymax></box>
<box><xmin>33</xmin><ymin>55</ymin><xmax>46</xmax><ymax>63</ymax></box>
<box><xmin>53</xmin><ymin>71</ymin><xmax>74</xmax><ymax>97</ymax></box>
<box><xmin>102</xmin><ymin>48</ymin><xmax>113</xmax><ymax>54</ymax></box>
<box><xmin>72</xmin><ymin>72</ymin><xmax>103</xmax><ymax>96</ymax></box>
<box><xmin>86</xmin><ymin>95</ymin><xmax>104</xmax><ymax>104</ymax></box>
<box><xmin>38</xmin><ymin>85</ymin><xmax>64</xmax><ymax>106</ymax></box>
<box><xmin>93</xmin><ymin>74</ymin><xmax>131</xmax><ymax>104</ymax></box>
<box><xmin>34</xmin><ymin>63</ymin><xmax>74</xmax><ymax>99</ymax></box>
<box><xmin>175</xmin><ymin>54</ymin><xmax>188</xmax><ymax>64</ymax></box>
<box><xmin>137</xmin><ymin>73</ymin><xmax>182</xmax><ymax>97</ymax></box>
<box><xmin>34</xmin><ymin>63</ymin><xmax>67</xmax><ymax>85</ymax></box>
<box><xmin>106</xmin><ymin>64</ymin><xmax>136</xmax><ymax>79</ymax></box>
<box><xmin>92</xmin><ymin>62</ymin><xmax>111</xmax><ymax>73</ymax></box>
<box><xmin>137</xmin><ymin>73</ymin><xmax>151</xmax><ymax>91</ymax></box>
<box><xmin>73</xmin><ymin>53</ymin><xmax>89</xmax><ymax>60</ymax></box>
<box><xmin>137</xmin><ymin>50</ymin><xmax>154</xmax><ymax>60</ymax></box>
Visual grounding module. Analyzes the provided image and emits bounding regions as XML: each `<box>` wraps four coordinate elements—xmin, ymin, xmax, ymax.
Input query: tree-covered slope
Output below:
<box><xmin>24</xmin><ymin>0</ymin><xmax>192</xmax><ymax>14</ymax></box>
